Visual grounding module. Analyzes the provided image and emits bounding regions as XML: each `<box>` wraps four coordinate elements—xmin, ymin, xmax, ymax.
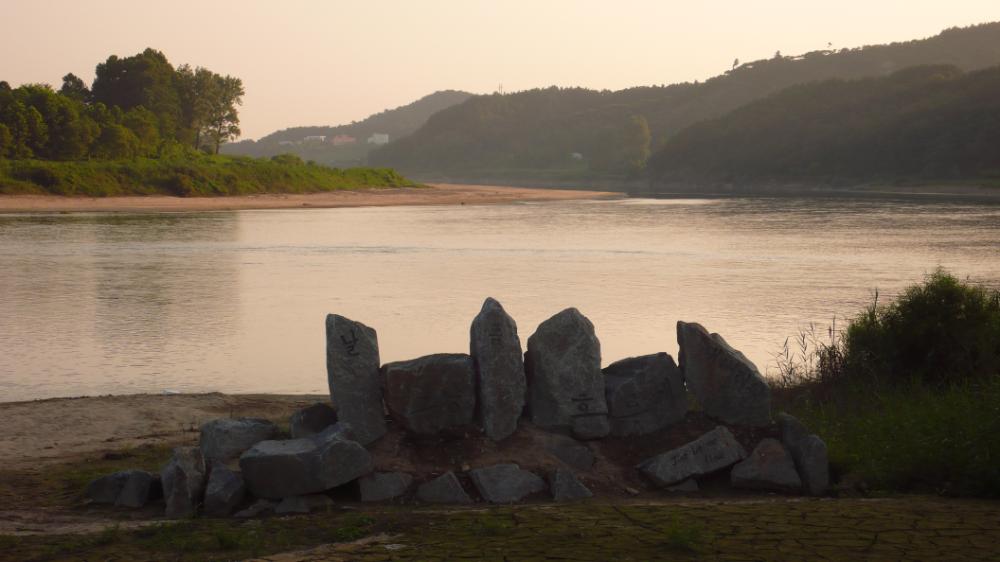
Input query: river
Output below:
<box><xmin>2</xmin><ymin>196</ymin><xmax>999</xmax><ymax>401</ymax></box>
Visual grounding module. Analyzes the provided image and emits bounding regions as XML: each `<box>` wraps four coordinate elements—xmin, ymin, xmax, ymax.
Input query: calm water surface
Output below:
<box><xmin>2</xmin><ymin>197</ymin><xmax>999</xmax><ymax>402</ymax></box>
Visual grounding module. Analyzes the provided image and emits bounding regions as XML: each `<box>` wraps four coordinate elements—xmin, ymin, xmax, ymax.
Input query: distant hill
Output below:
<box><xmin>369</xmin><ymin>22</ymin><xmax>1000</xmax><ymax>179</ymax></box>
<box><xmin>648</xmin><ymin>65</ymin><xmax>1000</xmax><ymax>186</ymax></box>
<box><xmin>222</xmin><ymin>90</ymin><xmax>473</xmax><ymax>166</ymax></box>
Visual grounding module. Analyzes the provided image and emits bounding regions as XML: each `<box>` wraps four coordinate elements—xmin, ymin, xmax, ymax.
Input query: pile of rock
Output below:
<box><xmin>87</xmin><ymin>297</ymin><xmax>829</xmax><ymax>517</ymax></box>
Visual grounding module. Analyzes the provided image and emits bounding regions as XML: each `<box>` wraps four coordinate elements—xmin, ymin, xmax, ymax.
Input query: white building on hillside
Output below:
<box><xmin>367</xmin><ymin>133</ymin><xmax>389</xmax><ymax>145</ymax></box>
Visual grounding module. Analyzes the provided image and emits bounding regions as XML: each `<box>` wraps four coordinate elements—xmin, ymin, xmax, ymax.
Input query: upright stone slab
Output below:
<box><xmin>469</xmin><ymin>463</ymin><xmax>546</xmax><ymax>503</ymax></box>
<box><xmin>161</xmin><ymin>447</ymin><xmax>207</xmax><ymax>518</ymax></box>
<box><xmin>731</xmin><ymin>438</ymin><xmax>802</xmax><ymax>492</ymax></box>
<box><xmin>381</xmin><ymin>354</ymin><xmax>476</xmax><ymax>436</ymax></box>
<box><xmin>524</xmin><ymin>308</ymin><xmax>609</xmax><ymax>439</ymax></box>
<box><xmin>677</xmin><ymin>322</ymin><xmax>771</xmax><ymax>427</ymax></box>
<box><xmin>603</xmin><ymin>352</ymin><xmax>687</xmax><ymax>436</ymax></box>
<box><xmin>470</xmin><ymin>297</ymin><xmax>526</xmax><ymax>441</ymax></box>
<box><xmin>778</xmin><ymin>414</ymin><xmax>830</xmax><ymax>496</ymax></box>
<box><xmin>637</xmin><ymin>426</ymin><xmax>747</xmax><ymax>487</ymax></box>
<box><xmin>200</xmin><ymin>418</ymin><xmax>281</xmax><ymax>462</ymax></box>
<box><xmin>239</xmin><ymin>422</ymin><xmax>373</xmax><ymax>499</ymax></box>
<box><xmin>326</xmin><ymin>314</ymin><xmax>386</xmax><ymax>445</ymax></box>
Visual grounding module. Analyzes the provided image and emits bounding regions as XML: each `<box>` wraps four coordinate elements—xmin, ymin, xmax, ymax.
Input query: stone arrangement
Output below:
<box><xmin>86</xmin><ymin>297</ymin><xmax>830</xmax><ymax>517</ymax></box>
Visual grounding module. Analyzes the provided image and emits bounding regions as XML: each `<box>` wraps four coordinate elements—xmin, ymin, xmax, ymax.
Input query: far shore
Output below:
<box><xmin>0</xmin><ymin>183</ymin><xmax>623</xmax><ymax>214</ymax></box>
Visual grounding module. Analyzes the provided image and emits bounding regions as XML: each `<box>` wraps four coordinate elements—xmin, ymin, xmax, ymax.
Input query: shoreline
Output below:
<box><xmin>0</xmin><ymin>183</ymin><xmax>623</xmax><ymax>214</ymax></box>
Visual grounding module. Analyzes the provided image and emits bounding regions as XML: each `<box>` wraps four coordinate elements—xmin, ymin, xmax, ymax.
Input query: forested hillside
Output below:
<box><xmin>369</xmin><ymin>22</ymin><xmax>1000</xmax><ymax>179</ymax></box>
<box><xmin>648</xmin><ymin>65</ymin><xmax>1000</xmax><ymax>185</ymax></box>
<box><xmin>222</xmin><ymin>90</ymin><xmax>472</xmax><ymax>166</ymax></box>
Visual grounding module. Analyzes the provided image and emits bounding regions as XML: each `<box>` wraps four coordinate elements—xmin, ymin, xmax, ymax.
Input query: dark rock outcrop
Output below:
<box><xmin>677</xmin><ymin>322</ymin><xmax>771</xmax><ymax>427</ymax></box>
<box><xmin>525</xmin><ymin>308</ymin><xmax>609</xmax><ymax>439</ymax></box>
<box><xmin>326</xmin><ymin>314</ymin><xmax>387</xmax><ymax>445</ymax></box>
<box><xmin>637</xmin><ymin>426</ymin><xmax>747</xmax><ymax>487</ymax></box>
<box><xmin>87</xmin><ymin>470</ymin><xmax>159</xmax><ymax>507</ymax></box>
<box><xmin>381</xmin><ymin>353</ymin><xmax>476</xmax><ymax>436</ymax></box>
<box><xmin>603</xmin><ymin>352</ymin><xmax>687</xmax><ymax>436</ymax></box>
<box><xmin>470</xmin><ymin>298</ymin><xmax>527</xmax><ymax>441</ymax></box>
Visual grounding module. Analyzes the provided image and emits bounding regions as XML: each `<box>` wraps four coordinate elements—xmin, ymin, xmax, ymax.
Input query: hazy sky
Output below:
<box><xmin>3</xmin><ymin>1</ymin><xmax>997</xmax><ymax>139</ymax></box>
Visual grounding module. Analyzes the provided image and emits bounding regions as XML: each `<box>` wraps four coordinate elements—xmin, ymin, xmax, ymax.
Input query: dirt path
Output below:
<box><xmin>0</xmin><ymin>183</ymin><xmax>622</xmax><ymax>213</ymax></box>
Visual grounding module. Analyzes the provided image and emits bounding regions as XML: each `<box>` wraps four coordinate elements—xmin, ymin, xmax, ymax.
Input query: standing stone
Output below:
<box><xmin>116</xmin><ymin>470</ymin><xmax>160</xmax><ymax>508</ymax></box>
<box><xmin>469</xmin><ymin>464</ymin><xmax>546</xmax><ymax>503</ymax></box>
<box><xmin>416</xmin><ymin>472</ymin><xmax>472</xmax><ymax>504</ymax></box>
<box><xmin>289</xmin><ymin>403</ymin><xmax>339</xmax><ymax>439</ymax></box>
<box><xmin>470</xmin><ymin>298</ymin><xmax>527</xmax><ymax>441</ymax></box>
<box><xmin>204</xmin><ymin>461</ymin><xmax>246</xmax><ymax>517</ymax></box>
<box><xmin>731</xmin><ymin>438</ymin><xmax>802</xmax><ymax>492</ymax></box>
<box><xmin>637</xmin><ymin>426</ymin><xmax>747</xmax><ymax>487</ymax></box>
<box><xmin>777</xmin><ymin>413</ymin><xmax>830</xmax><ymax>496</ymax></box>
<box><xmin>549</xmin><ymin>468</ymin><xmax>593</xmax><ymax>501</ymax></box>
<box><xmin>326</xmin><ymin>314</ymin><xmax>386</xmax><ymax>445</ymax></box>
<box><xmin>359</xmin><ymin>472</ymin><xmax>413</xmax><ymax>502</ymax></box>
<box><xmin>239</xmin><ymin>422</ymin><xmax>373</xmax><ymax>499</ymax></box>
<box><xmin>381</xmin><ymin>354</ymin><xmax>476</xmax><ymax>436</ymax></box>
<box><xmin>161</xmin><ymin>447</ymin><xmax>207</xmax><ymax>518</ymax></box>
<box><xmin>677</xmin><ymin>322</ymin><xmax>771</xmax><ymax>427</ymax></box>
<box><xmin>603</xmin><ymin>353</ymin><xmax>687</xmax><ymax>436</ymax></box>
<box><xmin>200</xmin><ymin>418</ymin><xmax>281</xmax><ymax>462</ymax></box>
<box><xmin>524</xmin><ymin>308</ymin><xmax>609</xmax><ymax>439</ymax></box>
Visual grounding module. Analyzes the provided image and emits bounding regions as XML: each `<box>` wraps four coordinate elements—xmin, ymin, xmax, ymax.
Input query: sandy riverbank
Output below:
<box><xmin>0</xmin><ymin>183</ymin><xmax>622</xmax><ymax>213</ymax></box>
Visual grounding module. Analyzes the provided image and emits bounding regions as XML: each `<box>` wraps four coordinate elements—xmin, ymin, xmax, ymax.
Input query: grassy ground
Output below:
<box><xmin>0</xmin><ymin>154</ymin><xmax>420</xmax><ymax>197</ymax></box>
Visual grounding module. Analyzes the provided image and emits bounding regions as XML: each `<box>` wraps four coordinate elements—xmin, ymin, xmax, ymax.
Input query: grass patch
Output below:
<box><xmin>0</xmin><ymin>153</ymin><xmax>421</xmax><ymax>197</ymax></box>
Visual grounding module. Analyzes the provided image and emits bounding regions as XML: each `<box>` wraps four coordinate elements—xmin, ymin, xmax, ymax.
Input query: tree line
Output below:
<box><xmin>0</xmin><ymin>48</ymin><xmax>243</xmax><ymax>160</ymax></box>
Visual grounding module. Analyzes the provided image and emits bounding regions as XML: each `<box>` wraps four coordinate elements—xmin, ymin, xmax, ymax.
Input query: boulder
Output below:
<box><xmin>469</xmin><ymin>463</ymin><xmax>546</xmax><ymax>503</ymax></box>
<box><xmin>543</xmin><ymin>434</ymin><xmax>595</xmax><ymax>471</ymax></box>
<box><xmin>637</xmin><ymin>426</ymin><xmax>747</xmax><ymax>487</ymax></box>
<box><xmin>603</xmin><ymin>353</ymin><xmax>687</xmax><ymax>436</ymax></box>
<box><xmin>381</xmin><ymin>354</ymin><xmax>476</xmax><ymax>436</ymax></box>
<box><xmin>549</xmin><ymin>468</ymin><xmax>593</xmax><ymax>501</ymax></box>
<box><xmin>524</xmin><ymin>308</ymin><xmax>609</xmax><ymax>439</ymax></box>
<box><xmin>116</xmin><ymin>470</ymin><xmax>160</xmax><ymax>508</ymax></box>
<box><xmin>161</xmin><ymin>447</ymin><xmax>207</xmax><ymax>518</ymax></box>
<box><xmin>470</xmin><ymin>298</ymin><xmax>527</xmax><ymax>441</ymax></box>
<box><xmin>676</xmin><ymin>322</ymin><xmax>771</xmax><ymax>427</ymax></box>
<box><xmin>289</xmin><ymin>403</ymin><xmax>339</xmax><ymax>439</ymax></box>
<box><xmin>731</xmin><ymin>438</ymin><xmax>802</xmax><ymax>492</ymax></box>
<box><xmin>239</xmin><ymin>422</ymin><xmax>373</xmax><ymax>499</ymax></box>
<box><xmin>204</xmin><ymin>461</ymin><xmax>246</xmax><ymax>517</ymax></box>
<box><xmin>275</xmin><ymin>494</ymin><xmax>334</xmax><ymax>514</ymax></box>
<box><xmin>234</xmin><ymin>499</ymin><xmax>275</xmax><ymax>519</ymax></box>
<box><xmin>326</xmin><ymin>314</ymin><xmax>386</xmax><ymax>445</ymax></box>
<box><xmin>777</xmin><ymin>413</ymin><xmax>829</xmax><ymax>496</ymax></box>
<box><xmin>416</xmin><ymin>472</ymin><xmax>472</xmax><ymax>504</ymax></box>
<box><xmin>359</xmin><ymin>472</ymin><xmax>413</xmax><ymax>502</ymax></box>
<box><xmin>86</xmin><ymin>472</ymin><xmax>129</xmax><ymax>504</ymax></box>
<box><xmin>200</xmin><ymin>418</ymin><xmax>281</xmax><ymax>462</ymax></box>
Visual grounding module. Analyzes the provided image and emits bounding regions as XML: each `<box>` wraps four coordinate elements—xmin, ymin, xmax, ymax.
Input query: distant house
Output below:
<box><xmin>331</xmin><ymin>134</ymin><xmax>357</xmax><ymax>146</ymax></box>
<box><xmin>303</xmin><ymin>135</ymin><xmax>327</xmax><ymax>143</ymax></box>
<box><xmin>367</xmin><ymin>133</ymin><xmax>389</xmax><ymax>145</ymax></box>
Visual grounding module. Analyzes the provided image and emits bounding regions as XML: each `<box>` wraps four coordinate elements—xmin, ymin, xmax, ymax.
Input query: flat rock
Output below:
<box><xmin>524</xmin><ymin>308</ymin><xmax>609</xmax><ymax>439</ymax></box>
<box><xmin>470</xmin><ymin>297</ymin><xmax>527</xmax><ymax>441</ymax></box>
<box><xmin>276</xmin><ymin>494</ymin><xmax>334</xmax><ymax>514</ymax></box>
<box><xmin>116</xmin><ymin>470</ymin><xmax>160</xmax><ymax>508</ymax></box>
<box><xmin>239</xmin><ymin>422</ymin><xmax>373</xmax><ymax>499</ymax></box>
<box><xmin>359</xmin><ymin>472</ymin><xmax>413</xmax><ymax>502</ymax></box>
<box><xmin>637</xmin><ymin>426</ymin><xmax>747</xmax><ymax>487</ymax></box>
<box><xmin>199</xmin><ymin>418</ymin><xmax>281</xmax><ymax>462</ymax></box>
<box><xmin>204</xmin><ymin>461</ymin><xmax>246</xmax><ymax>517</ymax></box>
<box><xmin>326</xmin><ymin>314</ymin><xmax>387</xmax><ymax>445</ymax></box>
<box><xmin>549</xmin><ymin>468</ymin><xmax>593</xmax><ymax>501</ymax></box>
<box><xmin>603</xmin><ymin>352</ymin><xmax>687</xmax><ymax>436</ymax></box>
<box><xmin>469</xmin><ymin>463</ymin><xmax>546</xmax><ymax>503</ymax></box>
<box><xmin>381</xmin><ymin>353</ymin><xmax>476</xmax><ymax>436</ymax></box>
<box><xmin>731</xmin><ymin>438</ymin><xmax>802</xmax><ymax>492</ymax></box>
<box><xmin>161</xmin><ymin>447</ymin><xmax>207</xmax><ymax>518</ymax></box>
<box><xmin>677</xmin><ymin>322</ymin><xmax>771</xmax><ymax>427</ymax></box>
<box><xmin>777</xmin><ymin>413</ymin><xmax>829</xmax><ymax>496</ymax></box>
<box><xmin>290</xmin><ymin>403</ymin><xmax>339</xmax><ymax>439</ymax></box>
<box><xmin>416</xmin><ymin>472</ymin><xmax>472</xmax><ymax>504</ymax></box>
<box><xmin>542</xmin><ymin>434</ymin><xmax>595</xmax><ymax>471</ymax></box>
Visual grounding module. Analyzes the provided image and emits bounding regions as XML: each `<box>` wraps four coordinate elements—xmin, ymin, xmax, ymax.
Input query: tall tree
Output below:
<box><xmin>201</xmin><ymin>75</ymin><xmax>244</xmax><ymax>154</ymax></box>
<box><xmin>91</xmin><ymin>48</ymin><xmax>183</xmax><ymax>140</ymax></box>
<box><xmin>59</xmin><ymin>73</ymin><xmax>91</xmax><ymax>103</ymax></box>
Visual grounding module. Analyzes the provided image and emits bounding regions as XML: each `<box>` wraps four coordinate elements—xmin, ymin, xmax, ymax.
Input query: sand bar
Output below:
<box><xmin>0</xmin><ymin>183</ymin><xmax>622</xmax><ymax>214</ymax></box>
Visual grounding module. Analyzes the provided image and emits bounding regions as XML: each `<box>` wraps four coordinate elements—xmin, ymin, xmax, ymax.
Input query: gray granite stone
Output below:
<box><xmin>326</xmin><ymin>314</ymin><xmax>387</xmax><ymax>445</ymax></box>
<box><xmin>470</xmin><ymin>298</ymin><xmax>526</xmax><ymax>441</ymax></box>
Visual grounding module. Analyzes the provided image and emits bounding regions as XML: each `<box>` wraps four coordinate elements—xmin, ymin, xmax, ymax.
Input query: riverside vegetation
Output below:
<box><xmin>0</xmin><ymin>49</ymin><xmax>418</xmax><ymax>196</ymax></box>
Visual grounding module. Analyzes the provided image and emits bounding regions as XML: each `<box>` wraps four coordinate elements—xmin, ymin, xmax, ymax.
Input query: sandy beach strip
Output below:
<box><xmin>0</xmin><ymin>183</ymin><xmax>623</xmax><ymax>214</ymax></box>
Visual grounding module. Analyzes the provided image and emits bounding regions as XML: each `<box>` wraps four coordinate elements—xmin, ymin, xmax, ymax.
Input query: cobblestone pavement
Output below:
<box><xmin>276</xmin><ymin>497</ymin><xmax>1000</xmax><ymax>562</ymax></box>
